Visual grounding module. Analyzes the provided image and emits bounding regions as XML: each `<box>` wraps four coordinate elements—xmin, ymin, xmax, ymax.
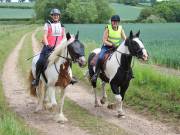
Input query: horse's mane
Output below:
<box><xmin>48</xmin><ymin>36</ymin><xmax>75</xmax><ymax>65</ymax></box>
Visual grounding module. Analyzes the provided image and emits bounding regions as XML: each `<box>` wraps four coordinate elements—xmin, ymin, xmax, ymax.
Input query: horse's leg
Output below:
<box><xmin>107</xmin><ymin>83</ymin><xmax>119</xmax><ymax>110</ymax></box>
<box><xmin>117</xmin><ymin>83</ymin><xmax>129</xmax><ymax>118</ymax></box>
<box><xmin>35</xmin><ymin>81</ymin><xmax>45</xmax><ymax>112</ymax></box>
<box><xmin>56</xmin><ymin>86</ymin><xmax>69</xmax><ymax>123</ymax></box>
<box><xmin>100</xmin><ymin>81</ymin><xmax>107</xmax><ymax>105</ymax></box>
<box><xmin>93</xmin><ymin>87</ymin><xmax>101</xmax><ymax>107</ymax></box>
<box><xmin>46</xmin><ymin>86</ymin><xmax>57</xmax><ymax>110</ymax></box>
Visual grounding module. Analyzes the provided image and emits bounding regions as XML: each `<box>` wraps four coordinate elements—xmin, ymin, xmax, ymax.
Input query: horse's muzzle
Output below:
<box><xmin>77</xmin><ymin>56</ymin><xmax>86</xmax><ymax>67</ymax></box>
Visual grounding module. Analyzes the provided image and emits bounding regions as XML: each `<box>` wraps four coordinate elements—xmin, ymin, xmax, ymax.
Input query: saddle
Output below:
<box><xmin>91</xmin><ymin>50</ymin><xmax>113</xmax><ymax>71</ymax></box>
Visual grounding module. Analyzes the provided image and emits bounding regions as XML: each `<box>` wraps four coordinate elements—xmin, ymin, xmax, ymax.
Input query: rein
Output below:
<box><xmin>115</xmin><ymin>49</ymin><xmax>135</xmax><ymax>71</ymax></box>
<box><xmin>54</xmin><ymin>48</ymin><xmax>72</xmax><ymax>74</ymax></box>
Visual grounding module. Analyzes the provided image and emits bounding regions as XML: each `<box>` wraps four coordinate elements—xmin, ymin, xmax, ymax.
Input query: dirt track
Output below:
<box><xmin>2</xmin><ymin>28</ymin><xmax>180</xmax><ymax>135</ymax></box>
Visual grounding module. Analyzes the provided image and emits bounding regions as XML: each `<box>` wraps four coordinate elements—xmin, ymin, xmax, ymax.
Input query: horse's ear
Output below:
<box><xmin>135</xmin><ymin>30</ymin><xmax>140</xmax><ymax>37</ymax></box>
<box><xmin>66</xmin><ymin>32</ymin><xmax>71</xmax><ymax>40</ymax></box>
<box><xmin>129</xmin><ymin>30</ymin><xmax>133</xmax><ymax>39</ymax></box>
<box><xmin>75</xmin><ymin>31</ymin><xmax>79</xmax><ymax>40</ymax></box>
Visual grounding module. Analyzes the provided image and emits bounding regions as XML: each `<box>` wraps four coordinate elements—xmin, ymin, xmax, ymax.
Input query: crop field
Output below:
<box><xmin>66</xmin><ymin>23</ymin><xmax>180</xmax><ymax>69</ymax></box>
<box><xmin>0</xmin><ymin>2</ymin><xmax>34</xmax><ymax>8</ymax></box>
<box><xmin>111</xmin><ymin>3</ymin><xmax>143</xmax><ymax>20</ymax></box>
<box><xmin>0</xmin><ymin>8</ymin><xmax>34</xmax><ymax>19</ymax></box>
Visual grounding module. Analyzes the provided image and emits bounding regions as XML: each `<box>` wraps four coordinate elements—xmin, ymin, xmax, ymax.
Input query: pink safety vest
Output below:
<box><xmin>47</xmin><ymin>22</ymin><xmax>65</xmax><ymax>47</ymax></box>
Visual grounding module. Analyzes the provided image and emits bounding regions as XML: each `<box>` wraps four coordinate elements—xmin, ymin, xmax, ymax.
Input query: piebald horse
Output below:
<box><xmin>88</xmin><ymin>31</ymin><xmax>148</xmax><ymax>117</ymax></box>
<box><xmin>29</xmin><ymin>32</ymin><xmax>86</xmax><ymax>123</ymax></box>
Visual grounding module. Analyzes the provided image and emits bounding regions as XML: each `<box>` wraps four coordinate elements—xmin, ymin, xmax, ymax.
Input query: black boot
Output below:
<box><xmin>91</xmin><ymin>59</ymin><xmax>101</xmax><ymax>84</ymax></box>
<box><xmin>32</xmin><ymin>62</ymin><xmax>43</xmax><ymax>87</ymax></box>
<box><xmin>70</xmin><ymin>76</ymin><xmax>78</xmax><ymax>85</ymax></box>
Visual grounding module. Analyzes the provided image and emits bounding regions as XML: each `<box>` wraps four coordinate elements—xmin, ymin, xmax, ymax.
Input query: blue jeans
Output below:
<box><xmin>35</xmin><ymin>45</ymin><xmax>53</xmax><ymax>82</ymax></box>
<box><xmin>38</xmin><ymin>45</ymin><xmax>53</xmax><ymax>67</ymax></box>
<box><xmin>98</xmin><ymin>45</ymin><xmax>111</xmax><ymax>62</ymax></box>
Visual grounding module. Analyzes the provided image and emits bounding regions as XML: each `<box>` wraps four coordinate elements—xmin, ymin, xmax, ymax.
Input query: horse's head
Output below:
<box><xmin>125</xmin><ymin>30</ymin><xmax>148</xmax><ymax>61</ymax></box>
<box><xmin>66</xmin><ymin>31</ymin><xmax>86</xmax><ymax>67</ymax></box>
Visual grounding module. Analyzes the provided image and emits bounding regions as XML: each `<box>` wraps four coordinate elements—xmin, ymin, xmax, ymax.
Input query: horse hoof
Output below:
<box><xmin>117</xmin><ymin>114</ymin><xmax>126</xmax><ymax>118</ymax></box>
<box><xmin>94</xmin><ymin>101</ymin><xmax>101</xmax><ymax>107</ymax></box>
<box><xmin>117</xmin><ymin>111</ymin><xmax>125</xmax><ymax>118</ymax></box>
<box><xmin>107</xmin><ymin>103</ymin><xmax>116</xmax><ymax>110</ymax></box>
<box><xmin>56</xmin><ymin>114</ymin><xmax>68</xmax><ymax>123</ymax></box>
<box><xmin>100</xmin><ymin>97</ymin><xmax>106</xmax><ymax>105</ymax></box>
<box><xmin>34</xmin><ymin>105</ymin><xmax>43</xmax><ymax>113</ymax></box>
<box><xmin>94</xmin><ymin>104</ymin><xmax>101</xmax><ymax>107</ymax></box>
<box><xmin>45</xmin><ymin>103</ymin><xmax>57</xmax><ymax>111</ymax></box>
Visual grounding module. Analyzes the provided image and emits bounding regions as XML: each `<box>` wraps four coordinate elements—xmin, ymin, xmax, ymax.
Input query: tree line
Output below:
<box><xmin>138</xmin><ymin>1</ymin><xmax>180</xmax><ymax>22</ymax></box>
<box><xmin>34</xmin><ymin>0</ymin><xmax>113</xmax><ymax>23</ymax></box>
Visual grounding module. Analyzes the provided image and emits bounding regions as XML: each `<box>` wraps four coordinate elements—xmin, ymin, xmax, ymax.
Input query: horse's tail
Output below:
<box><xmin>28</xmin><ymin>70</ymin><xmax>37</xmax><ymax>97</ymax></box>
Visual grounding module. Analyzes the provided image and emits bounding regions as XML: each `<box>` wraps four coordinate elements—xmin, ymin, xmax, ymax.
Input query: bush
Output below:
<box><xmin>138</xmin><ymin>8</ymin><xmax>154</xmax><ymax>21</ymax></box>
<box><xmin>141</xmin><ymin>15</ymin><xmax>166</xmax><ymax>23</ymax></box>
<box><xmin>124</xmin><ymin>0</ymin><xmax>139</xmax><ymax>6</ymax></box>
<box><xmin>154</xmin><ymin>3</ymin><xmax>176</xmax><ymax>22</ymax></box>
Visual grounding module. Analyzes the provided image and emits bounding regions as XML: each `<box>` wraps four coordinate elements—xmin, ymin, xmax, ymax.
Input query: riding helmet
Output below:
<box><xmin>50</xmin><ymin>8</ymin><xmax>61</xmax><ymax>15</ymax></box>
<box><xmin>111</xmin><ymin>15</ymin><xmax>120</xmax><ymax>22</ymax></box>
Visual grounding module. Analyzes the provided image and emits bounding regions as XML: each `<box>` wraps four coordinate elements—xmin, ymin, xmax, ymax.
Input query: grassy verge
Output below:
<box><xmin>31</xmin><ymin>28</ymin><xmax>131</xmax><ymax>135</ymax></box>
<box><xmin>0</xmin><ymin>24</ymin><xmax>37</xmax><ymax>135</ymax></box>
<box><xmin>18</xmin><ymin>32</ymin><xmax>33</xmax><ymax>77</ymax></box>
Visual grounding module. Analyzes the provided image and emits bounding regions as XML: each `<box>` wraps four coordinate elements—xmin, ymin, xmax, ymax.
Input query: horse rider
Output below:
<box><xmin>91</xmin><ymin>15</ymin><xmax>127</xmax><ymax>85</ymax></box>
<box><xmin>32</xmin><ymin>8</ymin><xmax>76</xmax><ymax>86</ymax></box>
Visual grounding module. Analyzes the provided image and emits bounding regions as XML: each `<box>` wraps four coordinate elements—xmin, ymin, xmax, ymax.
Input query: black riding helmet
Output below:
<box><xmin>111</xmin><ymin>15</ymin><xmax>120</xmax><ymax>22</ymax></box>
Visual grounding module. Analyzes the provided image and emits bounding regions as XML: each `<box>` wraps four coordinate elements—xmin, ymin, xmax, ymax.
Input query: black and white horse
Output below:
<box><xmin>88</xmin><ymin>31</ymin><xmax>148</xmax><ymax>117</ymax></box>
<box><xmin>29</xmin><ymin>32</ymin><xmax>86</xmax><ymax>123</ymax></box>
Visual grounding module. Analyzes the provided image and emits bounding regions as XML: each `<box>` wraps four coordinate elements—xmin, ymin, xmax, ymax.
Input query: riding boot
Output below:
<box><xmin>32</xmin><ymin>62</ymin><xmax>43</xmax><ymax>87</ymax></box>
<box><xmin>70</xmin><ymin>76</ymin><xmax>78</xmax><ymax>85</ymax></box>
<box><xmin>91</xmin><ymin>59</ymin><xmax>101</xmax><ymax>84</ymax></box>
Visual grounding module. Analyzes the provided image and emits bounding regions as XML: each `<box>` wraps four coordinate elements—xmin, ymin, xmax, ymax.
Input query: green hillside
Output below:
<box><xmin>111</xmin><ymin>3</ymin><xmax>143</xmax><ymax>20</ymax></box>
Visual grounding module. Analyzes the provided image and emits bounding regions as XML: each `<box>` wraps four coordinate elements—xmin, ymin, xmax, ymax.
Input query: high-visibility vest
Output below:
<box><xmin>46</xmin><ymin>20</ymin><xmax>65</xmax><ymax>47</ymax></box>
<box><xmin>107</xmin><ymin>24</ymin><xmax>122</xmax><ymax>47</ymax></box>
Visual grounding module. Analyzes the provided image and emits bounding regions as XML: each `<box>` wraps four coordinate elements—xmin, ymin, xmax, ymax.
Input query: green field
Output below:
<box><xmin>0</xmin><ymin>8</ymin><xmax>34</xmax><ymax>19</ymax></box>
<box><xmin>111</xmin><ymin>3</ymin><xmax>143</xmax><ymax>20</ymax></box>
<box><xmin>0</xmin><ymin>2</ymin><xmax>34</xmax><ymax>9</ymax></box>
<box><xmin>65</xmin><ymin>23</ymin><xmax>180</xmax><ymax>69</ymax></box>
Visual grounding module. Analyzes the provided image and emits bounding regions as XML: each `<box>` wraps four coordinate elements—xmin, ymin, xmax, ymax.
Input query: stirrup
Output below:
<box><xmin>32</xmin><ymin>79</ymin><xmax>39</xmax><ymax>87</ymax></box>
<box><xmin>91</xmin><ymin>74</ymin><xmax>98</xmax><ymax>83</ymax></box>
<box><xmin>70</xmin><ymin>77</ymin><xmax>78</xmax><ymax>85</ymax></box>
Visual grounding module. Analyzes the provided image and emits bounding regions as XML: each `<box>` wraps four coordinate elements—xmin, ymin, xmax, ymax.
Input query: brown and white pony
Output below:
<box><xmin>29</xmin><ymin>32</ymin><xmax>86</xmax><ymax>123</ymax></box>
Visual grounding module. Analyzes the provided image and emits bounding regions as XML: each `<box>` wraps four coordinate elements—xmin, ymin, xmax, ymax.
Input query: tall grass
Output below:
<box><xmin>0</xmin><ymin>24</ymin><xmax>37</xmax><ymax>135</ymax></box>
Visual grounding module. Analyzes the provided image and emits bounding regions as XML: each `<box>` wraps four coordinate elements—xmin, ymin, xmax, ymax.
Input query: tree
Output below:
<box><xmin>19</xmin><ymin>0</ymin><xmax>25</xmax><ymax>2</ymax></box>
<box><xmin>150</xmin><ymin>0</ymin><xmax>156</xmax><ymax>6</ymax></box>
<box><xmin>66</xmin><ymin>0</ymin><xmax>98</xmax><ymax>23</ymax></box>
<box><xmin>34</xmin><ymin>0</ymin><xmax>113</xmax><ymax>23</ymax></box>
<box><xmin>94</xmin><ymin>0</ymin><xmax>113</xmax><ymax>23</ymax></box>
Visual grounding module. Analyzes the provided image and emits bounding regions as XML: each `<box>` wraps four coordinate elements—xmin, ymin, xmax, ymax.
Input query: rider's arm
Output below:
<box><xmin>103</xmin><ymin>28</ymin><xmax>114</xmax><ymax>46</ymax></box>
<box><xmin>42</xmin><ymin>23</ymin><xmax>49</xmax><ymax>46</ymax></box>
<box><xmin>121</xmin><ymin>28</ymin><xmax>126</xmax><ymax>40</ymax></box>
<box><xmin>43</xmin><ymin>30</ymin><xmax>49</xmax><ymax>46</ymax></box>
